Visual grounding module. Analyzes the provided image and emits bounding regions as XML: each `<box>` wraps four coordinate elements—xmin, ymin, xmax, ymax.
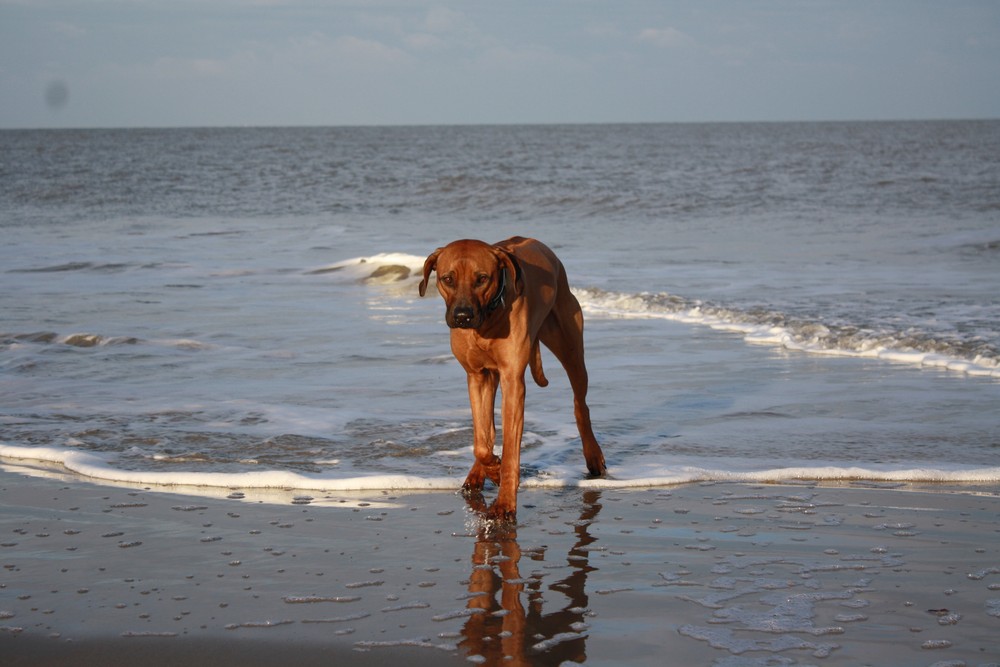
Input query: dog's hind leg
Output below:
<box><xmin>538</xmin><ymin>297</ymin><xmax>607</xmax><ymax>478</ymax></box>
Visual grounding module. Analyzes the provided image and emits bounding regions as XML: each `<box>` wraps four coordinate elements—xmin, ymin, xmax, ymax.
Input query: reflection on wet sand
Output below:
<box><xmin>461</xmin><ymin>490</ymin><xmax>603</xmax><ymax>665</ymax></box>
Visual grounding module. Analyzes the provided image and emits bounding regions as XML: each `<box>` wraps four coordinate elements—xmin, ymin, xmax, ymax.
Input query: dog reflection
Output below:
<box><xmin>460</xmin><ymin>490</ymin><xmax>603</xmax><ymax>665</ymax></box>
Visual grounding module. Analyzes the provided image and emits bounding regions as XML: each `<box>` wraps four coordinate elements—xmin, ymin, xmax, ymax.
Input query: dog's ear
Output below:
<box><xmin>493</xmin><ymin>248</ymin><xmax>524</xmax><ymax>295</ymax></box>
<box><xmin>418</xmin><ymin>248</ymin><xmax>442</xmax><ymax>297</ymax></box>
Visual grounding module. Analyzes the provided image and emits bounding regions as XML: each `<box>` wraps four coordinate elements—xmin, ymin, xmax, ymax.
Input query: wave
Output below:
<box><xmin>308</xmin><ymin>253</ymin><xmax>999</xmax><ymax>379</ymax></box>
<box><xmin>12</xmin><ymin>251</ymin><xmax>991</xmax><ymax>379</ymax></box>
<box><xmin>2</xmin><ymin>330</ymin><xmax>214</xmax><ymax>351</ymax></box>
<box><xmin>7</xmin><ymin>261</ymin><xmax>135</xmax><ymax>274</ymax></box>
<box><xmin>306</xmin><ymin>252</ymin><xmax>425</xmax><ymax>284</ymax></box>
<box><xmin>2</xmin><ymin>444</ymin><xmax>997</xmax><ymax>500</ymax></box>
<box><xmin>574</xmin><ymin>288</ymin><xmax>1000</xmax><ymax>378</ymax></box>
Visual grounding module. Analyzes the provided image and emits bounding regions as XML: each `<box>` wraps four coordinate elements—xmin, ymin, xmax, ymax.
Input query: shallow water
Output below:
<box><xmin>2</xmin><ymin>121</ymin><xmax>998</xmax><ymax>492</ymax></box>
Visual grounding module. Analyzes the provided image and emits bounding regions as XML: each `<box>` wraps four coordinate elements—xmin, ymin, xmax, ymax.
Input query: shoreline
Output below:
<box><xmin>2</xmin><ymin>468</ymin><xmax>999</xmax><ymax>665</ymax></box>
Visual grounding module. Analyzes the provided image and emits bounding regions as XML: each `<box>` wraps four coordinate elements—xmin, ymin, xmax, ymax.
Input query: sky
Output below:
<box><xmin>1</xmin><ymin>0</ymin><xmax>999</xmax><ymax>129</ymax></box>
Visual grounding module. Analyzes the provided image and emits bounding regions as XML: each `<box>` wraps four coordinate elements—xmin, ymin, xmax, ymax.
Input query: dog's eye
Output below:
<box><xmin>439</xmin><ymin>274</ymin><xmax>455</xmax><ymax>287</ymax></box>
<box><xmin>475</xmin><ymin>274</ymin><xmax>490</xmax><ymax>287</ymax></box>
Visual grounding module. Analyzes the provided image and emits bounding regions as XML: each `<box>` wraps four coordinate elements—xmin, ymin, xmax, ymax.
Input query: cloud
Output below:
<box><xmin>330</xmin><ymin>34</ymin><xmax>412</xmax><ymax>66</ymax></box>
<box><xmin>149</xmin><ymin>56</ymin><xmax>229</xmax><ymax>79</ymax></box>
<box><xmin>404</xmin><ymin>32</ymin><xmax>447</xmax><ymax>51</ymax></box>
<box><xmin>708</xmin><ymin>44</ymin><xmax>757</xmax><ymax>67</ymax></box>
<box><xmin>412</xmin><ymin>6</ymin><xmax>484</xmax><ymax>51</ymax></box>
<box><xmin>255</xmin><ymin>31</ymin><xmax>413</xmax><ymax>76</ymax></box>
<box><xmin>91</xmin><ymin>30</ymin><xmax>412</xmax><ymax>97</ymax></box>
<box><xmin>637</xmin><ymin>26</ymin><xmax>694</xmax><ymax>49</ymax></box>
<box><xmin>421</xmin><ymin>6</ymin><xmax>467</xmax><ymax>34</ymax></box>
<box><xmin>358</xmin><ymin>6</ymin><xmax>481</xmax><ymax>53</ymax></box>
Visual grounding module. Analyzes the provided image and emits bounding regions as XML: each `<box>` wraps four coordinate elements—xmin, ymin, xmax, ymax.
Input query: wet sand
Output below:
<box><xmin>2</xmin><ymin>466</ymin><xmax>999</xmax><ymax>666</ymax></box>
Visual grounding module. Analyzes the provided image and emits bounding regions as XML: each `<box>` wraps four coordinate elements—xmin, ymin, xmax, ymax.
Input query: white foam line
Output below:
<box><xmin>3</xmin><ymin>444</ymin><xmax>998</xmax><ymax>495</ymax></box>
<box><xmin>0</xmin><ymin>444</ymin><xmax>461</xmax><ymax>492</ymax></box>
<box><xmin>523</xmin><ymin>464</ymin><xmax>1000</xmax><ymax>489</ymax></box>
<box><xmin>575</xmin><ymin>288</ymin><xmax>1000</xmax><ymax>379</ymax></box>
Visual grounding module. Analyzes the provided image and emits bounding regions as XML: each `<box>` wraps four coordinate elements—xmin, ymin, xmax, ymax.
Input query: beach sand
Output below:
<box><xmin>2</xmin><ymin>464</ymin><xmax>999</xmax><ymax>666</ymax></box>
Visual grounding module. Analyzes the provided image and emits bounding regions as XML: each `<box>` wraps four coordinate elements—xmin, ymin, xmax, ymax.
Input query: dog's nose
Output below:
<box><xmin>451</xmin><ymin>306</ymin><xmax>475</xmax><ymax>328</ymax></box>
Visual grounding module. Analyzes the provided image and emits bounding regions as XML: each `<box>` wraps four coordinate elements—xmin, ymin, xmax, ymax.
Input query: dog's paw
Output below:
<box><xmin>464</xmin><ymin>456</ymin><xmax>502</xmax><ymax>489</ymax></box>
<box><xmin>462</xmin><ymin>475</ymin><xmax>486</xmax><ymax>492</ymax></box>
<box><xmin>486</xmin><ymin>501</ymin><xmax>517</xmax><ymax>524</ymax></box>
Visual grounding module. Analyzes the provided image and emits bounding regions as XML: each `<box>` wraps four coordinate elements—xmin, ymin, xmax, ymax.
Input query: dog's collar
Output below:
<box><xmin>485</xmin><ymin>268</ymin><xmax>507</xmax><ymax>315</ymax></box>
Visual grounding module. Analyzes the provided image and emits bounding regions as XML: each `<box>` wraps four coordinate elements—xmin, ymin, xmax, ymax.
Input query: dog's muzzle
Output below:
<box><xmin>448</xmin><ymin>305</ymin><xmax>477</xmax><ymax>329</ymax></box>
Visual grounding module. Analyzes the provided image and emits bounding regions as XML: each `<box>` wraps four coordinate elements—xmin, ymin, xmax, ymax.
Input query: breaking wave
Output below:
<box><xmin>574</xmin><ymin>288</ymin><xmax>1000</xmax><ymax>378</ymax></box>
<box><xmin>2</xmin><ymin>330</ymin><xmax>213</xmax><ymax>351</ymax></box>
<box><xmin>303</xmin><ymin>252</ymin><xmax>1000</xmax><ymax>379</ymax></box>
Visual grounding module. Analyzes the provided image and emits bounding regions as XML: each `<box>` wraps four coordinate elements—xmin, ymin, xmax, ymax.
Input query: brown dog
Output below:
<box><xmin>419</xmin><ymin>236</ymin><xmax>606</xmax><ymax>521</ymax></box>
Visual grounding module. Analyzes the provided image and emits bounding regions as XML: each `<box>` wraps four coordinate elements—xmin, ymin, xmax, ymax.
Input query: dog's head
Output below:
<box><xmin>419</xmin><ymin>240</ymin><xmax>521</xmax><ymax>329</ymax></box>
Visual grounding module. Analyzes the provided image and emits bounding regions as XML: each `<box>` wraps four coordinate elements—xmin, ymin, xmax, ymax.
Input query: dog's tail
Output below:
<box><xmin>529</xmin><ymin>340</ymin><xmax>549</xmax><ymax>387</ymax></box>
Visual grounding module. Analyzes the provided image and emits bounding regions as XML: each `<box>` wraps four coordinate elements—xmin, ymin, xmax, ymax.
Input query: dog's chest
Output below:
<box><xmin>450</xmin><ymin>329</ymin><xmax>531</xmax><ymax>374</ymax></box>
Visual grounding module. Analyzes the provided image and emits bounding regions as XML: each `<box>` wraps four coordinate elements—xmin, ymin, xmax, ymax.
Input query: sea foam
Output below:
<box><xmin>3</xmin><ymin>443</ymin><xmax>998</xmax><ymax>500</ymax></box>
<box><xmin>574</xmin><ymin>287</ymin><xmax>1000</xmax><ymax>378</ymax></box>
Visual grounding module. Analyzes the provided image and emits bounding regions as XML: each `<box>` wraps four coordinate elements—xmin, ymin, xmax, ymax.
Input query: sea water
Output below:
<box><xmin>1</xmin><ymin>122</ymin><xmax>998</xmax><ymax>493</ymax></box>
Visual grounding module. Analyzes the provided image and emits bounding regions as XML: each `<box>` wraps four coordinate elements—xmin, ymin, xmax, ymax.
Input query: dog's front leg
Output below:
<box><xmin>463</xmin><ymin>369</ymin><xmax>501</xmax><ymax>492</ymax></box>
<box><xmin>490</xmin><ymin>370</ymin><xmax>526</xmax><ymax>521</ymax></box>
